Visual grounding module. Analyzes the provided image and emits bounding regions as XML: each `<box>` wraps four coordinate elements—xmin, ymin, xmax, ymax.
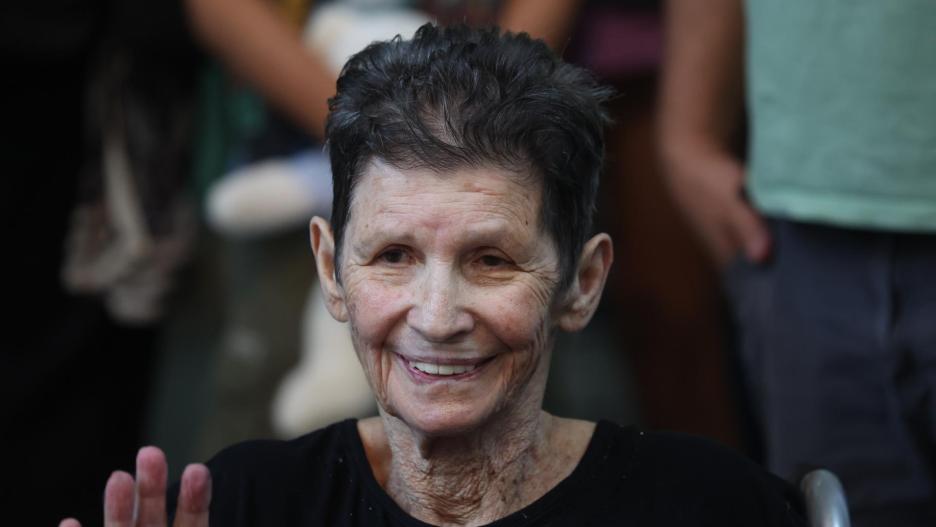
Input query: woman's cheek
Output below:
<box><xmin>344</xmin><ymin>279</ymin><xmax>408</xmax><ymax>393</ymax></box>
<box><xmin>346</xmin><ymin>274</ymin><xmax>410</xmax><ymax>339</ymax></box>
<box><xmin>487</xmin><ymin>282</ymin><xmax>553</xmax><ymax>348</ymax></box>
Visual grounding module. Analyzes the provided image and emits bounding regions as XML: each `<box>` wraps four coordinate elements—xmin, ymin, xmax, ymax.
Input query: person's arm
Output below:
<box><xmin>185</xmin><ymin>0</ymin><xmax>335</xmax><ymax>139</ymax></box>
<box><xmin>497</xmin><ymin>0</ymin><xmax>583</xmax><ymax>52</ymax></box>
<box><xmin>184</xmin><ymin>0</ymin><xmax>583</xmax><ymax>139</ymax></box>
<box><xmin>657</xmin><ymin>0</ymin><xmax>770</xmax><ymax>266</ymax></box>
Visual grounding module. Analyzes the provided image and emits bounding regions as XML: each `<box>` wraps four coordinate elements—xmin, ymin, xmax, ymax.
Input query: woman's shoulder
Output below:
<box><xmin>582</xmin><ymin>421</ymin><xmax>807</xmax><ymax>526</ymax></box>
<box><xmin>167</xmin><ymin>420</ymin><xmax>366</xmax><ymax>525</ymax></box>
<box><xmin>593</xmin><ymin>421</ymin><xmax>786</xmax><ymax>485</ymax></box>
<box><xmin>203</xmin><ymin>418</ymin><xmax>359</xmax><ymax>482</ymax></box>
<box><xmin>629</xmin><ymin>426</ymin><xmax>792</xmax><ymax>493</ymax></box>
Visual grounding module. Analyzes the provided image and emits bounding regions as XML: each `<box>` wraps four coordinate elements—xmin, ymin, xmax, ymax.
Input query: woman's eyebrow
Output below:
<box><xmin>349</xmin><ymin>221</ymin><xmax>531</xmax><ymax>253</ymax></box>
<box><xmin>460</xmin><ymin>228</ymin><xmax>524</xmax><ymax>248</ymax></box>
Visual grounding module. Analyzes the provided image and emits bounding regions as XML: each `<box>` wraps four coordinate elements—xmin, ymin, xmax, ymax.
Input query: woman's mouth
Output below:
<box><xmin>396</xmin><ymin>353</ymin><xmax>495</xmax><ymax>382</ymax></box>
<box><xmin>407</xmin><ymin>360</ymin><xmax>476</xmax><ymax>376</ymax></box>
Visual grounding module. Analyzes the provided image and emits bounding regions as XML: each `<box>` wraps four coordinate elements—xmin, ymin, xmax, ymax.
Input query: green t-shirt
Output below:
<box><xmin>745</xmin><ymin>0</ymin><xmax>936</xmax><ymax>232</ymax></box>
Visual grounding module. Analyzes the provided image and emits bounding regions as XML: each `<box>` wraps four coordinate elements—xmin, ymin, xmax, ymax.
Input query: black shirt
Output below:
<box><xmin>170</xmin><ymin>419</ymin><xmax>806</xmax><ymax>526</ymax></box>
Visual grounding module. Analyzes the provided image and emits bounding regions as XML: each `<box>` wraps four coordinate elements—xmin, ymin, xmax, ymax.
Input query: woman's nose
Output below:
<box><xmin>406</xmin><ymin>266</ymin><xmax>474</xmax><ymax>342</ymax></box>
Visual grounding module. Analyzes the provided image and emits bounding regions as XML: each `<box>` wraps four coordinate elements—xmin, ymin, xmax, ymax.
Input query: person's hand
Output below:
<box><xmin>59</xmin><ymin>447</ymin><xmax>211</xmax><ymax>527</ymax></box>
<box><xmin>662</xmin><ymin>149</ymin><xmax>771</xmax><ymax>267</ymax></box>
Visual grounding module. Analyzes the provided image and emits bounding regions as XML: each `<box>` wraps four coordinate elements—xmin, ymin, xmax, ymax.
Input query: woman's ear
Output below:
<box><xmin>556</xmin><ymin>233</ymin><xmax>613</xmax><ymax>332</ymax></box>
<box><xmin>310</xmin><ymin>217</ymin><xmax>349</xmax><ymax>322</ymax></box>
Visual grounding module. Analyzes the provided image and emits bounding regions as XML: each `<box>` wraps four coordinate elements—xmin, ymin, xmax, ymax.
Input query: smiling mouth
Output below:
<box><xmin>397</xmin><ymin>354</ymin><xmax>495</xmax><ymax>380</ymax></box>
<box><xmin>407</xmin><ymin>360</ymin><xmax>476</xmax><ymax>376</ymax></box>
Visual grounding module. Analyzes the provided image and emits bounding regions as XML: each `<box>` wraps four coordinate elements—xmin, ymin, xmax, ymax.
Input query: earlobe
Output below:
<box><xmin>310</xmin><ymin>217</ymin><xmax>349</xmax><ymax>322</ymax></box>
<box><xmin>557</xmin><ymin>233</ymin><xmax>613</xmax><ymax>332</ymax></box>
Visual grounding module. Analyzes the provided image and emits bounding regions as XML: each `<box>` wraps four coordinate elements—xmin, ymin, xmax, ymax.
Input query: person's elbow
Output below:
<box><xmin>184</xmin><ymin>0</ymin><xmax>231</xmax><ymax>48</ymax></box>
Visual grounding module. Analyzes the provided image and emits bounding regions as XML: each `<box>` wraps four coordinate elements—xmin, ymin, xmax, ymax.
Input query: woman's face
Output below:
<box><xmin>334</xmin><ymin>161</ymin><xmax>563</xmax><ymax>436</ymax></box>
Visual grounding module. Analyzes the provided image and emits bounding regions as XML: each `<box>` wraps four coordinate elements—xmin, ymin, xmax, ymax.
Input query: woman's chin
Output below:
<box><xmin>389</xmin><ymin>393</ymin><xmax>499</xmax><ymax>438</ymax></box>
<box><xmin>377</xmin><ymin>354</ymin><xmax>506</xmax><ymax>436</ymax></box>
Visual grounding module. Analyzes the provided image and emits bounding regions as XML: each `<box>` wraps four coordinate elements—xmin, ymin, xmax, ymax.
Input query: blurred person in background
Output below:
<box><xmin>2</xmin><ymin>0</ymin><xmax>200</xmax><ymax>524</ymax></box>
<box><xmin>659</xmin><ymin>1</ymin><xmax>936</xmax><ymax>525</ymax></box>
<box><xmin>184</xmin><ymin>0</ymin><xmax>583</xmax><ymax>144</ymax></box>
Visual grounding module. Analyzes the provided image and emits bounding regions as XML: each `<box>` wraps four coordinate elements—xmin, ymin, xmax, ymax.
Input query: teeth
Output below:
<box><xmin>408</xmin><ymin>361</ymin><xmax>476</xmax><ymax>376</ymax></box>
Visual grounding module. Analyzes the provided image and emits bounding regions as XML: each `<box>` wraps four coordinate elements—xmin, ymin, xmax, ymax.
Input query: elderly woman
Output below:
<box><xmin>62</xmin><ymin>24</ymin><xmax>805</xmax><ymax>527</ymax></box>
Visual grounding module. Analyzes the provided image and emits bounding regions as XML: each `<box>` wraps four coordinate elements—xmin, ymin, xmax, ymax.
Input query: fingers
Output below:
<box><xmin>664</xmin><ymin>152</ymin><xmax>753</xmax><ymax>266</ymax></box>
<box><xmin>102</xmin><ymin>447</ymin><xmax>172</xmax><ymax>527</ymax></box>
<box><xmin>718</xmin><ymin>161</ymin><xmax>770</xmax><ymax>263</ymax></box>
<box><xmin>173</xmin><ymin>464</ymin><xmax>211</xmax><ymax>527</ymax></box>
<box><xmin>701</xmin><ymin>159</ymin><xmax>771</xmax><ymax>265</ymax></box>
<box><xmin>136</xmin><ymin>446</ymin><xmax>169</xmax><ymax>527</ymax></box>
<box><xmin>85</xmin><ymin>446</ymin><xmax>200</xmax><ymax>527</ymax></box>
<box><xmin>104</xmin><ymin>470</ymin><xmax>135</xmax><ymax>527</ymax></box>
<box><xmin>729</xmin><ymin>199</ymin><xmax>771</xmax><ymax>263</ymax></box>
<box><xmin>59</xmin><ymin>519</ymin><xmax>82</xmax><ymax>527</ymax></box>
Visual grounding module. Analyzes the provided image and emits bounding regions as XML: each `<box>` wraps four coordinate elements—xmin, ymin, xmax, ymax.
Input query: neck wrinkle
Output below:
<box><xmin>381</xmin><ymin>410</ymin><xmax>552</xmax><ymax>527</ymax></box>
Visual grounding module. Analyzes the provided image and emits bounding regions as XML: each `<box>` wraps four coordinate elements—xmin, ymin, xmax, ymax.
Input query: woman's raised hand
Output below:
<box><xmin>59</xmin><ymin>447</ymin><xmax>211</xmax><ymax>527</ymax></box>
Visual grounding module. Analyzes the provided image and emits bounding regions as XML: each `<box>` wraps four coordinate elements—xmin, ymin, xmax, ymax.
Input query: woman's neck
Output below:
<box><xmin>357</xmin><ymin>411</ymin><xmax>594</xmax><ymax>527</ymax></box>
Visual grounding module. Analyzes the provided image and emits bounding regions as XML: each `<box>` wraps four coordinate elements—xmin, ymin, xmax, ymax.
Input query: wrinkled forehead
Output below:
<box><xmin>347</xmin><ymin>158</ymin><xmax>544</xmax><ymax>223</ymax></box>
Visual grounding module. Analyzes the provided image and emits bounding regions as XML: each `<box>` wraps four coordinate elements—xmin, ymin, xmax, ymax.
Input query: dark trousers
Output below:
<box><xmin>726</xmin><ymin>219</ymin><xmax>936</xmax><ymax>527</ymax></box>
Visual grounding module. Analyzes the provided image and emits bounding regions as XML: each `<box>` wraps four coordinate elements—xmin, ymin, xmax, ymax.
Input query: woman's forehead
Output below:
<box><xmin>348</xmin><ymin>160</ymin><xmax>542</xmax><ymax>224</ymax></box>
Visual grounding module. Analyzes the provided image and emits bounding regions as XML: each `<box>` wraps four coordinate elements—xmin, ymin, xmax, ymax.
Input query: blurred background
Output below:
<box><xmin>8</xmin><ymin>0</ymin><xmax>930</xmax><ymax>525</ymax></box>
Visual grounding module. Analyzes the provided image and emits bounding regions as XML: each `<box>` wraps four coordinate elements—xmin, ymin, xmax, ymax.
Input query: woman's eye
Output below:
<box><xmin>479</xmin><ymin>254</ymin><xmax>508</xmax><ymax>267</ymax></box>
<box><xmin>378</xmin><ymin>248</ymin><xmax>408</xmax><ymax>265</ymax></box>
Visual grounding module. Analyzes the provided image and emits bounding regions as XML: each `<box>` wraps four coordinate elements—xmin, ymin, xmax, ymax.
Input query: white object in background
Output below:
<box><xmin>272</xmin><ymin>285</ymin><xmax>375</xmax><ymax>438</ymax></box>
<box><xmin>206</xmin><ymin>150</ymin><xmax>332</xmax><ymax>237</ymax></box>
<box><xmin>206</xmin><ymin>5</ymin><xmax>429</xmax><ymax>238</ymax></box>
<box><xmin>304</xmin><ymin>3</ymin><xmax>432</xmax><ymax>73</ymax></box>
